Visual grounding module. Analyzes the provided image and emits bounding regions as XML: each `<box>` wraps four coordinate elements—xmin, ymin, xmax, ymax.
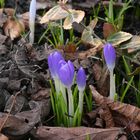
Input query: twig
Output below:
<box><xmin>0</xmin><ymin>86</ymin><xmax>26</xmax><ymax>132</ymax></box>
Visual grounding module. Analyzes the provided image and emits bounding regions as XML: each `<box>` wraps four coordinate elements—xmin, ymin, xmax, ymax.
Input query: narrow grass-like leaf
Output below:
<box><xmin>122</xmin><ymin>56</ymin><xmax>131</xmax><ymax>74</ymax></box>
<box><xmin>84</xmin><ymin>90</ymin><xmax>92</xmax><ymax>112</ymax></box>
<box><xmin>120</xmin><ymin>76</ymin><xmax>134</xmax><ymax>102</ymax></box>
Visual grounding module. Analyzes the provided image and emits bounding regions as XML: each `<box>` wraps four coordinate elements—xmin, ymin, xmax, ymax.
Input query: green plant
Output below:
<box><xmin>39</xmin><ymin>0</ymin><xmax>84</xmax><ymax>48</ymax></box>
<box><xmin>114</xmin><ymin>55</ymin><xmax>140</xmax><ymax>106</ymax></box>
<box><xmin>38</xmin><ymin>22</ymin><xmax>80</xmax><ymax>48</ymax></box>
<box><xmin>0</xmin><ymin>0</ymin><xmax>5</xmax><ymax>8</ymax></box>
<box><xmin>100</xmin><ymin>0</ymin><xmax>132</xmax><ymax>31</ymax></box>
<box><xmin>48</xmin><ymin>51</ymin><xmax>90</xmax><ymax>127</ymax></box>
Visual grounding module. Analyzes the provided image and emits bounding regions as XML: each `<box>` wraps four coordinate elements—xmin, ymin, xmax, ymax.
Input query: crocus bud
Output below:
<box><xmin>103</xmin><ymin>43</ymin><xmax>116</xmax><ymax>71</ymax></box>
<box><xmin>48</xmin><ymin>51</ymin><xmax>64</xmax><ymax>78</ymax></box>
<box><xmin>29</xmin><ymin>0</ymin><xmax>36</xmax><ymax>44</ymax></box>
<box><xmin>76</xmin><ymin>67</ymin><xmax>86</xmax><ymax>91</ymax></box>
<box><xmin>58</xmin><ymin>60</ymin><xmax>74</xmax><ymax>88</ymax></box>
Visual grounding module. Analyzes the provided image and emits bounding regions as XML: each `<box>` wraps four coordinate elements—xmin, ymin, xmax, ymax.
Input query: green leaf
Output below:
<box><xmin>107</xmin><ymin>31</ymin><xmax>132</xmax><ymax>46</ymax></box>
<box><xmin>120</xmin><ymin>76</ymin><xmax>134</xmax><ymax>102</ymax></box>
<box><xmin>122</xmin><ymin>56</ymin><xmax>131</xmax><ymax>74</ymax></box>
<box><xmin>109</xmin><ymin>0</ymin><xmax>114</xmax><ymax>23</ymax></box>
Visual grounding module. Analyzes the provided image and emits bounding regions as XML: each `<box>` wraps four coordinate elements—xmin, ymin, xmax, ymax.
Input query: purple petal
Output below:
<box><xmin>103</xmin><ymin>43</ymin><xmax>116</xmax><ymax>70</ymax></box>
<box><xmin>48</xmin><ymin>54</ymin><xmax>55</xmax><ymax>78</ymax></box>
<box><xmin>58</xmin><ymin>61</ymin><xmax>74</xmax><ymax>88</ymax></box>
<box><xmin>67</xmin><ymin>61</ymin><xmax>74</xmax><ymax>82</ymax></box>
<box><xmin>76</xmin><ymin>67</ymin><xmax>86</xmax><ymax>91</ymax></box>
<box><xmin>48</xmin><ymin>51</ymin><xmax>64</xmax><ymax>78</ymax></box>
<box><xmin>57</xmin><ymin>60</ymin><xmax>67</xmax><ymax>72</ymax></box>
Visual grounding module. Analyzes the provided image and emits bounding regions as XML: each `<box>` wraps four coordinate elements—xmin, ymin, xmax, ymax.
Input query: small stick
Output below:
<box><xmin>0</xmin><ymin>86</ymin><xmax>26</xmax><ymax>132</ymax></box>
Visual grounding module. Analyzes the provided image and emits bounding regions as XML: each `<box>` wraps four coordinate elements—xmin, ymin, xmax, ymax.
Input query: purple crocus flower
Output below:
<box><xmin>48</xmin><ymin>51</ymin><xmax>64</xmax><ymax>78</ymax></box>
<box><xmin>58</xmin><ymin>60</ymin><xmax>74</xmax><ymax>88</ymax></box>
<box><xmin>103</xmin><ymin>43</ymin><xmax>116</xmax><ymax>71</ymax></box>
<box><xmin>76</xmin><ymin>67</ymin><xmax>86</xmax><ymax>91</ymax></box>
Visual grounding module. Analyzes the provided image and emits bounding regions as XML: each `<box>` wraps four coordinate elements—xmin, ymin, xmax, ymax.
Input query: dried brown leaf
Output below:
<box><xmin>3</xmin><ymin>18</ymin><xmax>25</xmax><ymax>40</ymax></box>
<box><xmin>33</xmin><ymin>126</ymin><xmax>127</xmax><ymax>140</ymax></box>
<box><xmin>94</xmin><ymin>117</ymin><xmax>104</xmax><ymax>128</ymax></box>
<box><xmin>92</xmin><ymin>63</ymin><xmax>109</xmax><ymax>96</ymax></box>
<box><xmin>113</xmin><ymin>112</ymin><xmax>140</xmax><ymax>132</ymax></box>
<box><xmin>4</xmin><ymin>95</ymin><xmax>26</xmax><ymax>115</ymax></box>
<box><xmin>0</xmin><ymin>8</ymin><xmax>15</xmax><ymax>16</ymax></box>
<box><xmin>0</xmin><ymin>134</ymin><xmax>9</xmax><ymax>140</ymax></box>
<box><xmin>31</xmin><ymin>88</ymin><xmax>50</xmax><ymax>100</ymax></box>
<box><xmin>90</xmin><ymin>85</ymin><xmax>140</xmax><ymax>126</ymax></box>
<box><xmin>103</xmin><ymin>23</ymin><xmax>116</xmax><ymax>39</ymax></box>
<box><xmin>0</xmin><ymin>101</ymin><xmax>41</xmax><ymax>136</ymax></box>
<box><xmin>0</xmin><ymin>34</ymin><xmax>7</xmax><ymax>45</ymax></box>
<box><xmin>99</xmin><ymin>104</ymin><xmax>115</xmax><ymax>127</ymax></box>
<box><xmin>0</xmin><ymin>8</ymin><xmax>15</xmax><ymax>27</ymax></box>
<box><xmin>19</xmin><ymin>12</ymin><xmax>29</xmax><ymax>28</ymax></box>
<box><xmin>77</xmin><ymin>44</ymin><xmax>103</xmax><ymax>59</ymax></box>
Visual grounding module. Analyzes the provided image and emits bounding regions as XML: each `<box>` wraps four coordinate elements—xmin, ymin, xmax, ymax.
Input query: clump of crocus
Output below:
<box><xmin>48</xmin><ymin>51</ymin><xmax>86</xmax><ymax>127</ymax></box>
<box><xmin>29</xmin><ymin>0</ymin><xmax>36</xmax><ymax>44</ymax></box>
<box><xmin>103</xmin><ymin>43</ymin><xmax>116</xmax><ymax>100</ymax></box>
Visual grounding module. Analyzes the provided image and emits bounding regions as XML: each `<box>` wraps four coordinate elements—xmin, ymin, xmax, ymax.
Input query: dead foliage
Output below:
<box><xmin>90</xmin><ymin>85</ymin><xmax>140</xmax><ymax>133</ymax></box>
<box><xmin>32</xmin><ymin>126</ymin><xmax>127</xmax><ymax>140</ymax></box>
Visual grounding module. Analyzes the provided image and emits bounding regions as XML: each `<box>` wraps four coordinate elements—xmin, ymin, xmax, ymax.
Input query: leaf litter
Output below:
<box><xmin>0</xmin><ymin>0</ymin><xmax>139</xmax><ymax>139</ymax></box>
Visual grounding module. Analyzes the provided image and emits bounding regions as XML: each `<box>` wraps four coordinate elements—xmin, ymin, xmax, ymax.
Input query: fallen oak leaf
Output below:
<box><xmin>99</xmin><ymin>104</ymin><xmax>115</xmax><ymax>128</ymax></box>
<box><xmin>90</xmin><ymin>85</ymin><xmax>140</xmax><ymax>125</ymax></box>
<box><xmin>0</xmin><ymin>101</ymin><xmax>41</xmax><ymax>139</ymax></box>
<box><xmin>33</xmin><ymin>126</ymin><xmax>127</xmax><ymax>140</ymax></box>
<box><xmin>92</xmin><ymin>63</ymin><xmax>109</xmax><ymax>97</ymax></box>
<box><xmin>113</xmin><ymin>111</ymin><xmax>140</xmax><ymax>132</ymax></box>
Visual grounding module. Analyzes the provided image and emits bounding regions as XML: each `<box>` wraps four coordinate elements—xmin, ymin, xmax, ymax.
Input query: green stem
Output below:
<box><xmin>54</xmin><ymin>78</ymin><xmax>60</xmax><ymax>94</ymax></box>
<box><xmin>78</xmin><ymin>90</ymin><xmax>84</xmax><ymax>114</ymax></box>
<box><xmin>60</xmin><ymin>83</ymin><xmax>67</xmax><ymax>106</ymax></box>
<box><xmin>67</xmin><ymin>87</ymin><xmax>74</xmax><ymax>126</ymax></box>
<box><xmin>60</xmin><ymin>19</ymin><xmax>64</xmax><ymax>45</ymax></box>
<box><xmin>29</xmin><ymin>22</ymin><xmax>35</xmax><ymax>44</ymax></box>
<box><xmin>109</xmin><ymin>69</ymin><xmax>116</xmax><ymax>100</ymax></box>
